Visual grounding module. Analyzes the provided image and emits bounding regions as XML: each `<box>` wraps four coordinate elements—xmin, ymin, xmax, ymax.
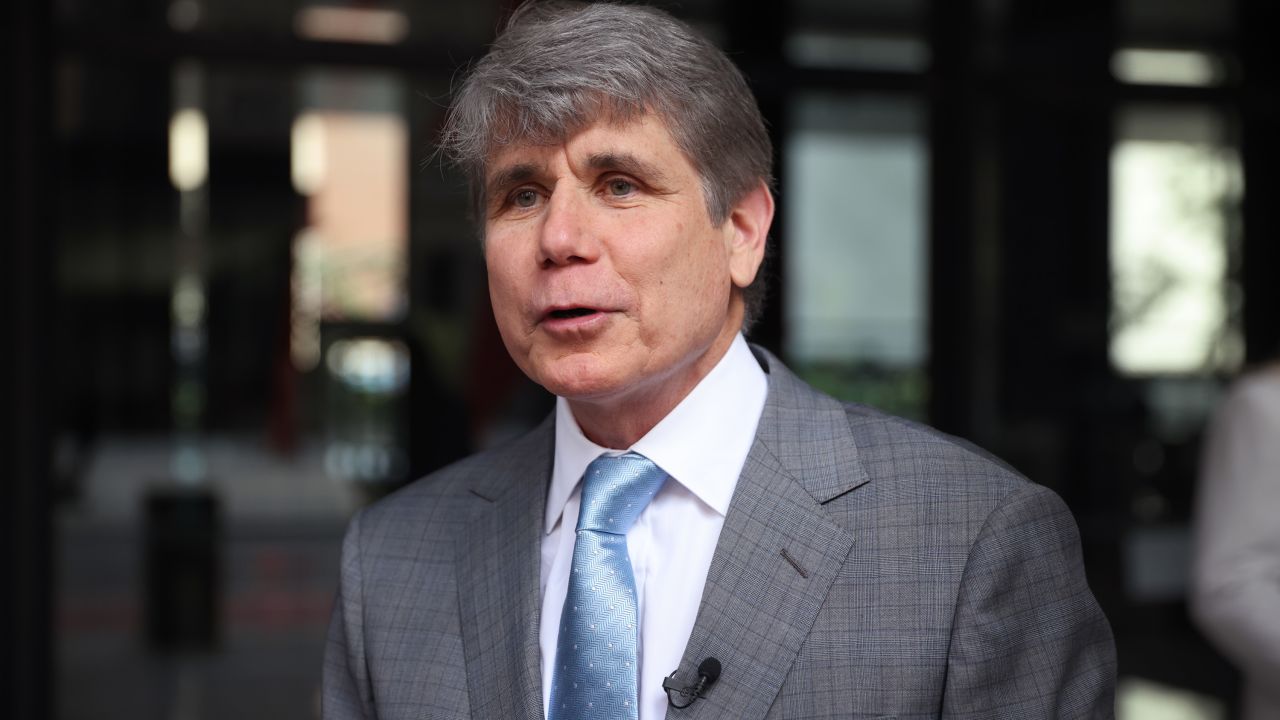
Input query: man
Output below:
<box><xmin>323</xmin><ymin>2</ymin><xmax>1117</xmax><ymax>718</ymax></box>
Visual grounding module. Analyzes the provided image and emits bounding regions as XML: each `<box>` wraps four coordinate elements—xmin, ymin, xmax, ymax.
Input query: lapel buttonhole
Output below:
<box><xmin>778</xmin><ymin>547</ymin><xmax>809</xmax><ymax>578</ymax></box>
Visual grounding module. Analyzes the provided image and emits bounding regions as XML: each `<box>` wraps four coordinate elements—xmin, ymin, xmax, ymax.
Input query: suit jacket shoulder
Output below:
<box><xmin>362</xmin><ymin>411</ymin><xmax>555</xmax><ymax>522</ymax></box>
<box><xmin>670</xmin><ymin>346</ymin><xmax>1117</xmax><ymax>719</ymax></box>
<box><xmin>324</xmin><ymin>415</ymin><xmax>554</xmax><ymax>720</ymax></box>
<box><xmin>832</xmin><ymin>401</ymin><xmax>1033</xmax><ymax>535</ymax></box>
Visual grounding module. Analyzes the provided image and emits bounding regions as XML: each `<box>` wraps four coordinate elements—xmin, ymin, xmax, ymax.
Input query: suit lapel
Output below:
<box><xmin>668</xmin><ymin>349</ymin><xmax>869</xmax><ymax>719</ymax></box>
<box><xmin>457</xmin><ymin>418</ymin><xmax>554</xmax><ymax>720</ymax></box>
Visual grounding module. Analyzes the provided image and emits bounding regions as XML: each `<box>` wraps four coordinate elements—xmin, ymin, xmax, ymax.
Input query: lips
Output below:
<box><xmin>546</xmin><ymin>307</ymin><xmax>598</xmax><ymax>320</ymax></box>
<box><xmin>540</xmin><ymin>302</ymin><xmax>609</xmax><ymax>322</ymax></box>
<box><xmin>537</xmin><ymin>304</ymin><xmax>614</xmax><ymax>334</ymax></box>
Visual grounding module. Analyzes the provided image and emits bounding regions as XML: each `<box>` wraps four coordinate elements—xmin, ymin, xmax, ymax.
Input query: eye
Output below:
<box><xmin>512</xmin><ymin>189</ymin><xmax>539</xmax><ymax>208</ymax></box>
<box><xmin>605</xmin><ymin>178</ymin><xmax>635</xmax><ymax>197</ymax></box>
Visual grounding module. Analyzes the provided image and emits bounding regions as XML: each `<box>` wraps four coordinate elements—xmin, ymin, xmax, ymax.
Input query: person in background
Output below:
<box><xmin>1192</xmin><ymin>358</ymin><xmax>1280</xmax><ymax>720</ymax></box>
<box><xmin>322</xmin><ymin>2</ymin><xmax>1117</xmax><ymax>718</ymax></box>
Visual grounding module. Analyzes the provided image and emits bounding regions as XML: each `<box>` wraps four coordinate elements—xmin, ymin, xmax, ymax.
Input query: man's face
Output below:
<box><xmin>483</xmin><ymin>113</ymin><xmax>767</xmax><ymax>422</ymax></box>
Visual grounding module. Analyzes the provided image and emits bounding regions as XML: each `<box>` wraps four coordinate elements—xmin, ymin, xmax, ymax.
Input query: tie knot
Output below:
<box><xmin>577</xmin><ymin>452</ymin><xmax>668</xmax><ymax>534</ymax></box>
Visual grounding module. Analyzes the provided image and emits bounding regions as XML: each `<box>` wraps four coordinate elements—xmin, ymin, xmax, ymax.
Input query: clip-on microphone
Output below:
<box><xmin>662</xmin><ymin>657</ymin><xmax>721</xmax><ymax>709</ymax></box>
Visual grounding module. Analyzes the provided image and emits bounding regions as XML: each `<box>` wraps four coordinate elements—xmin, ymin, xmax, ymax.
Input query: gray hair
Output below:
<box><xmin>439</xmin><ymin>0</ymin><xmax>773</xmax><ymax>331</ymax></box>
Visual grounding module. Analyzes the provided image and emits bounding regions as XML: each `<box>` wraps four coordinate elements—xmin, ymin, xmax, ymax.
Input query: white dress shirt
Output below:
<box><xmin>540</xmin><ymin>334</ymin><xmax>768</xmax><ymax>720</ymax></box>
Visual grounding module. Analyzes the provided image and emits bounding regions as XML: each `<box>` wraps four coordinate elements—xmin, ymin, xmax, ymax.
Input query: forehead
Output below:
<box><xmin>483</xmin><ymin>112</ymin><xmax>692</xmax><ymax>182</ymax></box>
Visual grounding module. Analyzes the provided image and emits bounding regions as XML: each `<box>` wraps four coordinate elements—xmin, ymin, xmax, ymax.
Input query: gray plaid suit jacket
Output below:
<box><xmin>323</xmin><ymin>346</ymin><xmax>1117</xmax><ymax>719</ymax></box>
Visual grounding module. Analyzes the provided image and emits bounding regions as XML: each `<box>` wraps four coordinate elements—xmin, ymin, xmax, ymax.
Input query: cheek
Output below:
<box><xmin>641</xmin><ymin>233</ymin><xmax>731</xmax><ymax>326</ymax></box>
<box><xmin>485</xmin><ymin>250</ymin><xmax>523</xmax><ymax>324</ymax></box>
<box><xmin>679</xmin><ymin>230</ymin><xmax>731</xmax><ymax>292</ymax></box>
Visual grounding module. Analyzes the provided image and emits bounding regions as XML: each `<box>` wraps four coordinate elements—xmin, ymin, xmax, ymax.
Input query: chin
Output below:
<box><xmin>532</xmin><ymin>354</ymin><xmax>631</xmax><ymax>402</ymax></box>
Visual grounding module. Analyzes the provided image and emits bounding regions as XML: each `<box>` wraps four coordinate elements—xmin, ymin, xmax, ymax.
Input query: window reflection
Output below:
<box><xmin>784</xmin><ymin>93</ymin><xmax>928</xmax><ymax>418</ymax></box>
<box><xmin>294</xmin><ymin>5</ymin><xmax>410</xmax><ymax>45</ymax></box>
<box><xmin>786</xmin><ymin>31</ymin><xmax>928</xmax><ymax>72</ymax></box>
<box><xmin>1109</xmin><ymin>105</ymin><xmax>1243</xmax><ymax>376</ymax></box>
<box><xmin>323</xmin><ymin>338</ymin><xmax>410</xmax><ymax>486</ymax></box>
<box><xmin>1111</xmin><ymin>48</ymin><xmax>1226</xmax><ymax>87</ymax></box>
<box><xmin>290</xmin><ymin>101</ymin><xmax>408</xmax><ymax>322</ymax></box>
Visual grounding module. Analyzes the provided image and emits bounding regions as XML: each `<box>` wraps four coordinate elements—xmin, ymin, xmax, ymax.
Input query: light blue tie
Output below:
<box><xmin>549</xmin><ymin>452</ymin><xmax>668</xmax><ymax>720</ymax></box>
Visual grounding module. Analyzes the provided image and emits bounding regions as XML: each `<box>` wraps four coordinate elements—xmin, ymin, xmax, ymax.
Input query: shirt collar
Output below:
<box><xmin>546</xmin><ymin>334</ymin><xmax>768</xmax><ymax>534</ymax></box>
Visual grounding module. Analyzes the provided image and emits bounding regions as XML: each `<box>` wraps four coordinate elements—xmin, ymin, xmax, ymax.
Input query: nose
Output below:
<box><xmin>537</xmin><ymin>188</ymin><xmax>598</xmax><ymax>268</ymax></box>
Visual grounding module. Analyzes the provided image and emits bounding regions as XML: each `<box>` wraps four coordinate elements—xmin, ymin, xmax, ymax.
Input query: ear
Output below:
<box><xmin>725</xmin><ymin>179</ymin><xmax>774</xmax><ymax>289</ymax></box>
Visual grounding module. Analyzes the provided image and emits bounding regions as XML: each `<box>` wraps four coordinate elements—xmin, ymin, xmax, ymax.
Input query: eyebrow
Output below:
<box><xmin>484</xmin><ymin>161</ymin><xmax>544</xmax><ymax>203</ymax></box>
<box><xmin>585</xmin><ymin>152</ymin><xmax>670</xmax><ymax>186</ymax></box>
<box><xmin>482</xmin><ymin>151</ymin><xmax>672</xmax><ymax>206</ymax></box>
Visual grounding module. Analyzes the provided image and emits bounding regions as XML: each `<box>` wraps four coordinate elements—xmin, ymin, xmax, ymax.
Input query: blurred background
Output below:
<box><xmin>3</xmin><ymin>0</ymin><xmax>1277</xmax><ymax>718</ymax></box>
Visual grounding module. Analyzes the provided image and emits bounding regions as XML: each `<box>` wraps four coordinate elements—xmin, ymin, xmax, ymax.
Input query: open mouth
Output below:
<box><xmin>547</xmin><ymin>307</ymin><xmax>598</xmax><ymax>320</ymax></box>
